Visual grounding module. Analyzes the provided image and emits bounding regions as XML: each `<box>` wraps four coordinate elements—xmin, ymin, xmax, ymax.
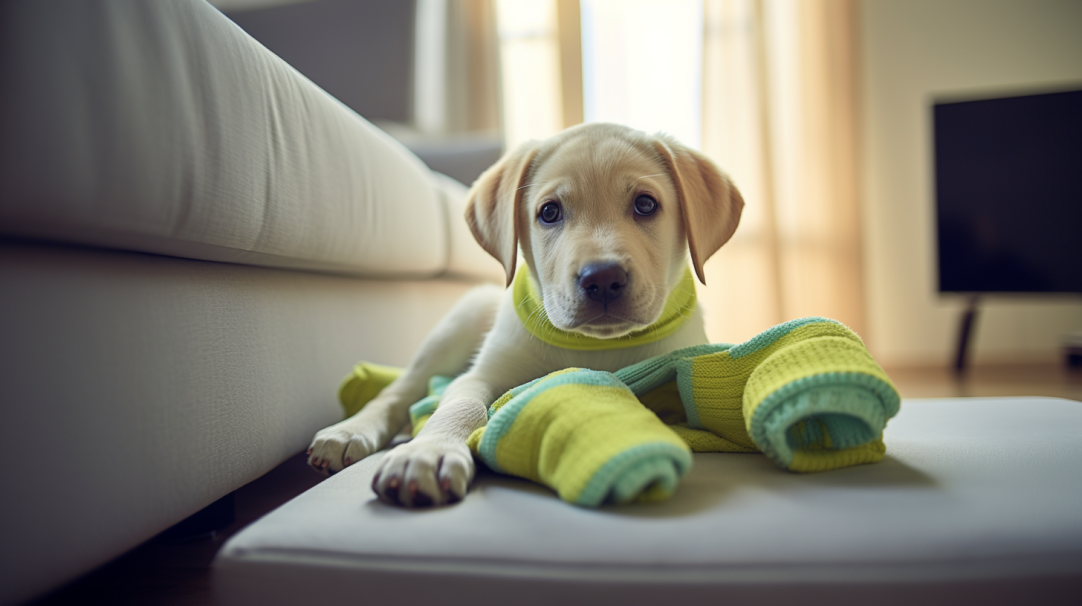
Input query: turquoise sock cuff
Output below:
<box><xmin>750</xmin><ymin>376</ymin><xmax>893</xmax><ymax>468</ymax></box>
<box><xmin>577</xmin><ymin>441</ymin><xmax>693</xmax><ymax>507</ymax></box>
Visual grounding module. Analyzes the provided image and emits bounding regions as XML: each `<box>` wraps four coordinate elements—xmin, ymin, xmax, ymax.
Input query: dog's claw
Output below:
<box><xmin>307</xmin><ymin>415</ymin><xmax>393</xmax><ymax>477</ymax></box>
<box><xmin>387</xmin><ymin>483</ymin><xmax>404</xmax><ymax>506</ymax></box>
<box><xmin>372</xmin><ymin>436</ymin><xmax>474</xmax><ymax>508</ymax></box>
<box><xmin>406</xmin><ymin>479</ymin><xmax>437</xmax><ymax>507</ymax></box>
<box><xmin>413</xmin><ymin>490</ymin><xmax>434</xmax><ymax>508</ymax></box>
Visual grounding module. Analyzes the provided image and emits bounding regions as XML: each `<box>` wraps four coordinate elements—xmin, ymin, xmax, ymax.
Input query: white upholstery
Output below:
<box><xmin>0</xmin><ymin>0</ymin><xmax>499</xmax><ymax>281</ymax></box>
<box><xmin>0</xmin><ymin>241</ymin><xmax>481</xmax><ymax>605</ymax></box>
<box><xmin>214</xmin><ymin>397</ymin><xmax>1082</xmax><ymax>604</ymax></box>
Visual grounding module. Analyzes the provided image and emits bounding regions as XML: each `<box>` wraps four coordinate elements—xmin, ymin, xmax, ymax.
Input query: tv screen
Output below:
<box><xmin>933</xmin><ymin>88</ymin><xmax>1082</xmax><ymax>293</ymax></box>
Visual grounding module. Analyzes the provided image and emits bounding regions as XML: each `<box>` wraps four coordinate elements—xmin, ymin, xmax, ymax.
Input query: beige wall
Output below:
<box><xmin>860</xmin><ymin>0</ymin><xmax>1082</xmax><ymax>366</ymax></box>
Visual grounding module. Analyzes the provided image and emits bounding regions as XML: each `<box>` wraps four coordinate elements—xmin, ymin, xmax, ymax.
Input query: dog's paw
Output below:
<box><xmin>307</xmin><ymin>419</ymin><xmax>386</xmax><ymax>476</ymax></box>
<box><xmin>372</xmin><ymin>436</ymin><xmax>474</xmax><ymax>507</ymax></box>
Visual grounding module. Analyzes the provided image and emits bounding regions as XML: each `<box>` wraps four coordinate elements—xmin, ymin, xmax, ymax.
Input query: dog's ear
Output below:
<box><xmin>465</xmin><ymin>142</ymin><xmax>539</xmax><ymax>287</ymax></box>
<box><xmin>653</xmin><ymin>137</ymin><xmax>744</xmax><ymax>285</ymax></box>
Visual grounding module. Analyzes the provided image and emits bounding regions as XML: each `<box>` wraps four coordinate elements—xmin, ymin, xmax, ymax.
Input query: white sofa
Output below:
<box><xmin>0</xmin><ymin>1</ymin><xmax>500</xmax><ymax>603</ymax></box>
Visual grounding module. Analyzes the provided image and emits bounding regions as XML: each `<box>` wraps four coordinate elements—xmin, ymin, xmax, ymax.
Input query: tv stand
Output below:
<box><xmin>953</xmin><ymin>295</ymin><xmax>980</xmax><ymax>375</ymax></box>
<box><xmin>1066</xmin><ymin>330</ymin><xmax>1082</xmax><ymax>368</ymax></box>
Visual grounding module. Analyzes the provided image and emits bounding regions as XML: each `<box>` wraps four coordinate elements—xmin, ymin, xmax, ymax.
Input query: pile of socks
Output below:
<box><xmin>342</xmin><ymin>317</ymin><xmax>900</xmax><ymax>507</ymax></box>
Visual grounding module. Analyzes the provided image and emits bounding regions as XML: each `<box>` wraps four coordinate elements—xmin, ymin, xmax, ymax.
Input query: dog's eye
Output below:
<box><xmin>539</xmin><ymin>201</ymin><xmax>563</xmax><ymax>224</ymax></box>
<box><xmin>634</xmin><ymin>195</ymin><xmax>658</xmax><ymax>216</ymax></box>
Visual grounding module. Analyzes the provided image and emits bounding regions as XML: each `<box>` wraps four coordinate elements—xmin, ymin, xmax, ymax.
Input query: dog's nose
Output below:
<box><xmin>578</xmin><ymin>263</ymin><xmax>628</xmax><ymax>304</ymax></box>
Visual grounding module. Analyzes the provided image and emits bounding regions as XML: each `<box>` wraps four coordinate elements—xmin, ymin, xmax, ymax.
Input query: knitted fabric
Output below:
<box><xmin>466</xmin><ymin>369</ymin><xmax>692</xmax><ymax>507</ymax></box>
<box><xmin>339</xmin><ymin>318</ymin><xmax>900</xmax><ymax>507</ymax></box>
<box><xmin>512</xmin><ymin>265</ymin><xmax>698</xmax><ymax>351</ymax></box>
<box><xmin>338</xmin><ymin>361</ymin><xmax>402</xmax><ymax>418</ymax></box>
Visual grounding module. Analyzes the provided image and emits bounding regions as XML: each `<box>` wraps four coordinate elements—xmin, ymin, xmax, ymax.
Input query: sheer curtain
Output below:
<box><xmin>494</xmin><ymin>0</ymin><xmax>565</xmax><ymax>148</ymax></box>
<box><xmin>699</xmin><ymin>0</ymin><xmax>865</xmax><ymax>343</ymax></box>
<box><xmin>415</xmin><ymin>0</ymin><xmax>500</xmax><ymax>135</ymax></box>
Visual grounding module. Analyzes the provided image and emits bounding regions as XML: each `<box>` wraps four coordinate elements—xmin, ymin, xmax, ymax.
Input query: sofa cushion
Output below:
<box><xmin>213</xmin><ymin>397</ymin><xmax>1082</xmax><ymax>604</ymax></box>
<box><xmin>0</xmin><ymin>0</ymin><xmax>488</xmax><ymax>278</ymax></box>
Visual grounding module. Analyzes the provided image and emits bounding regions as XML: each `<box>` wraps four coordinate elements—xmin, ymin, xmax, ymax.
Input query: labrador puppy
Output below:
<box><xmin>307</xmin><ymin>122</ymin><xmax>743</xmax><ymax>507</ymax></box>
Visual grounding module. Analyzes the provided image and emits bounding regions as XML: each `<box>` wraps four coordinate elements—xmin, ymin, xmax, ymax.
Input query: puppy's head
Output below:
<box><xmin>466</xmin><ymin>123</ymin><xmax>743</xmax><ymax>339</ymax></box>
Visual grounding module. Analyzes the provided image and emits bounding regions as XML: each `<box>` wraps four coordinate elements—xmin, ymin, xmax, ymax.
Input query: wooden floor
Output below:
<box><xmin>29</xmin><ymin>362</ymin><xmax>1082</xmax><ymax>606</ymax></box>
<box><xmin>886</xmin><ymin>362</ymin><xmax>1082</xmax><ymax>401</ymax></box>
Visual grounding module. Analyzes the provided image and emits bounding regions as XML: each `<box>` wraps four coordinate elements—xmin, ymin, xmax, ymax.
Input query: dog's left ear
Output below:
<box><xmin>465</xmin><ymin>142</ymin><xmax>540</xmax><ymax>287</ymax></box>
<box><xmin>653</xmin><ymin>137</ymin><xmax>744</xmax><ymax>285</ymax></box>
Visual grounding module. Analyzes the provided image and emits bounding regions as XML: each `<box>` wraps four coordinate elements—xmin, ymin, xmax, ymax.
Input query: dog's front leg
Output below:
<box><xmin>371</xmin><ymin>373</ymin><xmax>497</xmax><ymax>507</ymax></box>
<box><xmin>307</xmin><ymin>285</ymin><xmax>501</xmax><ymax>475</ymax></box>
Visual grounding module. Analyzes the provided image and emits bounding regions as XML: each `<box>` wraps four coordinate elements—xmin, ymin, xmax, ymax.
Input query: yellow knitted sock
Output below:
<box><xmin>337</xmin><ymin>362</ymin><xmax>403</xmax><ymax>418</ymax></box>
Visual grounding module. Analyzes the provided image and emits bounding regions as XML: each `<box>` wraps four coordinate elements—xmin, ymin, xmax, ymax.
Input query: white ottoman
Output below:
<box><xmin>213</xmin><ymin>397</ymin><xmax>1082</xmax><ymax>605</ymax></box>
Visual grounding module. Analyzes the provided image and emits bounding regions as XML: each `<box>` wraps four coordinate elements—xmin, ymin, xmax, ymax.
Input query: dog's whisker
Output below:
<box><xmin>514</xmin><ymin>297</ymin><xmax>533</xmax><ymax>312</ymax></box>
<box><xmin>524</xmin><ymin>305</ymin><xmax>548</xmax><ymax>334</ymax></box>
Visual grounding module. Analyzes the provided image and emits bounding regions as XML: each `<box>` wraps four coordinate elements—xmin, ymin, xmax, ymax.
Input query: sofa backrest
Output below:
<box><xmin>0</xmin><ymin>0</ymin><xmax>497</xmax><ymax>280</ymax></box>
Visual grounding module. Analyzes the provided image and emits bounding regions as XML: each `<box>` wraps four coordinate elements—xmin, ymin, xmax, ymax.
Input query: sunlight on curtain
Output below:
<box><xmin>784</xmin><ymin>0</ymin><xmax>864</xmax><ymax>337</ymax></box>
<box><xmin>416</xmin><ymin>0</ymin><xmax>500</xmax><ymax>135</ymax></box>
<box><xmin>495</xmin><ymin>0</ymin><xmax>564</xmax><ymax>149</ymax></box>
<box><xmin>697</xmin><ymin>0</ymin><xmax>783</xmax><ymax>343</ymax></box>
<box><xmin>580</xmin><ymin>0</ymin><xmax>703</xmax><ymax>148</ymax></box>
<box><xmin>699</xmin><ymin>0</ymin><xmax>865</xmax><ymax>343</ymax></box>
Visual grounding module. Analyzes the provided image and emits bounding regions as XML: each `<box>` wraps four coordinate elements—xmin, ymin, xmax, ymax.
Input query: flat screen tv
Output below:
<box><xmin>933</xmin><ymin>88</ymin><xmax>1082</xmax><ymax>294</ymax></box>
